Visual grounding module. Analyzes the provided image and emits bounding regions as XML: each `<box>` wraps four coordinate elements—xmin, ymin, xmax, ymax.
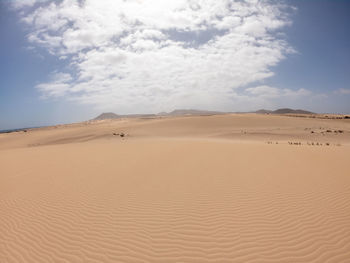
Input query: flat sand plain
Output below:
<box><xmin>1</xmin><ymin>114</ymin><xmax>350</xmax><ymax>262</ymax></box>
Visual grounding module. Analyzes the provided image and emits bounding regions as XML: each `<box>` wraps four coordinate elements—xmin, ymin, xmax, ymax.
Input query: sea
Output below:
<box><xmin>0</xmin><ymin>126</ymin><xmax>42</xmax><ymax>134</ymax></box>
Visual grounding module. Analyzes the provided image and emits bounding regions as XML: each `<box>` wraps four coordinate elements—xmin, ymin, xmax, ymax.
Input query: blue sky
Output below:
<box><xmin>0</xmin><ymin>0</ymin><xmax>350</xmax><ymax>130</ymax></box>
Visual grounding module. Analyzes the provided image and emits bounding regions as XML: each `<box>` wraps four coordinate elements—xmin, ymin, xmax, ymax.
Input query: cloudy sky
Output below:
<box><xmin>1</xmin><ymin>0</ymin><xmax>350</xmax><ymax>129</ymax></box>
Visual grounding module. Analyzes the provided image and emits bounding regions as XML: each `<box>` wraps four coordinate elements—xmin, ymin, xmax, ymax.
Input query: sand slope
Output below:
<box><xmin>1</xmin><ymin>114</ymin><xmax>350</xmax><ymax>262</ymax></box>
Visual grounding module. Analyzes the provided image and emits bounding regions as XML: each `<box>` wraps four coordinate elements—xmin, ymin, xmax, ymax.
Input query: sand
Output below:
<box><xmin>1</xmin><ymin>114</ymin><xmax>350</xmax><ymax>262</ymax></box>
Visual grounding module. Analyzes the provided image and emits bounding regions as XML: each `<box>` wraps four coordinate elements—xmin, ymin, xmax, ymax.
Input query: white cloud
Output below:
<box><xmin>36</xmin><ymin>72</ymin><xmax>72</xmax><ymax>97</ymax></box>
<box><xmin>15</xmin><ymin>0</ymin><xmax>303</xmax><ymax>113</ymax></box>
<box><xmin>335</xmin><ymin>88</ymin><xmax>350</xmax><ymax>95</ymax></box>
<box><xmin>11</xmin><ymin>0</ymin><xmax>49</xmax><ymax>9</ymax></box>
<box><xmin>246</xmin><ymin>85</ymin><xmax>280</xmax><ymax>98</ymax></box>
<box><xmin>283</xmin><ymin>88</ymin><xmax>311</xmax><ymax>97</ymax></box>
<box><xmin>246</xmin><ymin>85</ymin><xmax>311</xmax><ymax>99</ymax></box>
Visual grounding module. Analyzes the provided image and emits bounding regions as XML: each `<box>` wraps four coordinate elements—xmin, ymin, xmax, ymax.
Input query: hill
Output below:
<box><xmin>255</xmin><ymin>109</ymin><xmax>273</xmax><ymax>114</ymax></box>
<box><xmin>94</xmin><ymin>109</ymin><xmax>225</xmax><ymax>120</ymax></box>
<box><xmin>93</xmin><ymin>108</ymin><xmax>314</xmax><ymax>120</ymax></box>
<box><xmin>255</xmin><ymin>108</ymin><xmax>314</xmax><ymax>115</ymax></box>
<box><xmin>272</xmin><ymin>108</ymin><xmax>314</xmax><ymax>114</ymax></box>
<box><xmin>161</xmin><ymin>109</ymin><xmax>225</xmax><ymax>116</ymax></box>
<box><xmin>93</xmin><ymin>112</ymin><xmax>120</xmax><ymax>120</ymax></box>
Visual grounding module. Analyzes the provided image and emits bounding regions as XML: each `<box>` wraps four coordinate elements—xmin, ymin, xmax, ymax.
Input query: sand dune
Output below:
<box><xmin>1</xmin><ymin>114</ymin><xmax>350</xmax><ymax>149</ymax></box>
<box><xmin>1</xmin><ymin>114</ymin><xmax>350</xmax><ymax>262</ymax></box>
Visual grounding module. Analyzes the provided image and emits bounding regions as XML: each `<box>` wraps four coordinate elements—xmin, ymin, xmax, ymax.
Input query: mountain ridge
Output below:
<box><xmin>255</xmin><ymin>108</ymin><xmax>314</xmax><ymax>115</ymax></box>
<box><xmin>93</xmin><ymin>108</ymin><xmax>314</xmax><ymax>120</ymax></box>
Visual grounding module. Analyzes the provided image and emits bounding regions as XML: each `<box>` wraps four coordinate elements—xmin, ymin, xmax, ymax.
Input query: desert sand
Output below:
<box><xmin>1</xmin><ymin>113</ymin><xmax>350</xmax><ymax>262</ymax></box>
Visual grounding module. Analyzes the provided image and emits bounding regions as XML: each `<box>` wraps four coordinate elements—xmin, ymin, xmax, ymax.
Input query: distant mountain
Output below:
<box><xmin>255</xmin><ymin>108</ymin><xmax>314</xmax><ymax>115</ymax></box>
<box><xmin>272</xmin><ymin>108</ymin><xmax>314</xmax><ymax>114</ymax></box>
<box><xmin>93</xmin><ymin>112</ymin><xmax>156</xmax><ymax>120</ymax></box>
<box><xmin>93</xmin><ymin>108</ymin><xmax>314</xmax><ymax>120</ymax></box>
<box><xmin>255</xmin><ymin>109</ymin><xmax>273</xmax><ymax>114</ymax></box>
<box><xmin>93</xmin><ymin>112</ymin><xmax>120</xmax><ymax>120</ymax></box>
<box><xmin>162</xmin><ymin>109</ymin><xmax>225</xmax><ymax>116</ymax></box>
<box><xmin>93</xmin><ymin>109</ymin><xmax>225</xmax><ymax>120</ymax></box>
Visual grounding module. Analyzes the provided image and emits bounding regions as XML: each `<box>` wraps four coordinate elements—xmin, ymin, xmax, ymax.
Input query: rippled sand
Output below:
<box><xmin>1</xmin><ymin>114</ymin><xmax>350</xmax><ymax>262</ymax></box>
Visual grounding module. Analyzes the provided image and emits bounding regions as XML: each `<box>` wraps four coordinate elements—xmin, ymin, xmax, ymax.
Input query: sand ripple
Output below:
<box><xmin>1</xmin><ymin>140</ymin><xmax>350</xmax><ymax>262</ymax></box>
